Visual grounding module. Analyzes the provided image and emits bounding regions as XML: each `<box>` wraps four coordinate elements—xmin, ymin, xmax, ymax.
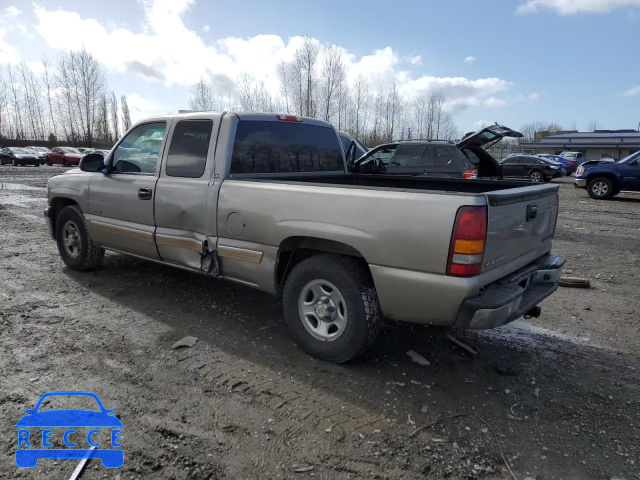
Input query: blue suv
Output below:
<box><xmin>574</xmin><ymin>151</ymin><xmax>640</xmax><ymax>199</ymax></box>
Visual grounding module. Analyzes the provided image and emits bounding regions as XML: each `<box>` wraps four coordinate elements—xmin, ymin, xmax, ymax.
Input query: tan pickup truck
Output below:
<box><xmin>45</xmin><ymin>112</ymin><xmax>564</xmax><ymax>362</ymax></box>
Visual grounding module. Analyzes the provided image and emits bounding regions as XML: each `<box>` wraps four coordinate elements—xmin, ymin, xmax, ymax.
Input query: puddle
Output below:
<box><xmin>0</xmin><ymin>183</ymin><xmax>45</xmax><ymax>191</ymax></box>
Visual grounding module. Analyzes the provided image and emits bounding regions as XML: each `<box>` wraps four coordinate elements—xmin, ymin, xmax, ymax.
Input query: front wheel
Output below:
<box><xmin>282</xmin><ymin>254</ymin><xmax>382</xmax><ymax>363</ymax></box>
<box><xmin>587</xmin><ymin>177</ymin><xmax>614</xmax><ymax>200</ymax></box>
<box><xmin>55</xmin><ymin>205</ymin><xmax>104</xmax><ymax>271</ymax></box>
<box><xmin>529</xmin><ymin>170</ymin><xmax>543</xmax><ymax>182</ymax></box>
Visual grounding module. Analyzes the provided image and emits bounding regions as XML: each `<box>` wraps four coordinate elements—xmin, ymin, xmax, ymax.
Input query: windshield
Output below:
<box><xmin>560</xmin><ymin>152</ymin><xmax>578</xmax><ymax>158</ymax></box>
<box><xmin>618</xmin><ymin>150</ymin><xmax>640</xmax><ymax>163</ymax></box>
<box><xmin>61</xmin><ymin>147</ymin><xmax>81</xmax><ymax>154</ymax></box>
<box><xmin>8</xmin><ymin>147</ymin><xmax>29</xmax><ymax>154</ymax></box>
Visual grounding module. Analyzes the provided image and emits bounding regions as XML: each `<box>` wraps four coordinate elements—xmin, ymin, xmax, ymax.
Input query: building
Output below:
<box><xmin>520</xmin><ymin>130</ymin><xmax>640</xmax><ymax>162</ymax></box>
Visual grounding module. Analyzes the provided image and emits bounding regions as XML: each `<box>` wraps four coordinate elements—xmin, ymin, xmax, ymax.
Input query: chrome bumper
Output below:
<box><xmin>44</xmin><ymin>207</ymin><xmax>55</xmax><ymax>239</ymax></box>
<box><xmin>455</xmin><ymin>253</ymin><xmax>565</xmax><ymax>330</ymax></box>
<box><xmin>574</xmin><ymin>178</ymin><xmax>587</xmax><ymax>188</ymax></box>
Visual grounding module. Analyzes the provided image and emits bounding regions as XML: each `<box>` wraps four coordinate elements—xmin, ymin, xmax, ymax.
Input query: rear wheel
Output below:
<box><xmin>11</xmin><ymin>158</ymin><xmax>17</xmax><ymax>166</ymax></box>
<box><xmin>62</xmin><ymin>158</ymin><xmax>68</xmax><ymax>167</ymax></box>
<box><xmin>282</xmin><ymin>254</ymin><xmax>382</xmax><ymax>363</ymax></box>
<box><xmin>587</xmin><ymin>177</ymin><xmax>614</xmax><ymax>200</ymax></box>
<box><xmin>529</xmin><ymin>170</ymin><xmax>543</xmax><ymax>182</ymax></box>
<box><xmin>55</xmin><ymin>205</ymin><xmax>104</xmax><ymax>270</ymax></box>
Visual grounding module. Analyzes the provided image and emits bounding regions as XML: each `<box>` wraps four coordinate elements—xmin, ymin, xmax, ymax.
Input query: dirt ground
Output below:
<box><xmin>1</xmin><ymin>166</ymin><xmax>638</xmax><ymax>480</ymax></box>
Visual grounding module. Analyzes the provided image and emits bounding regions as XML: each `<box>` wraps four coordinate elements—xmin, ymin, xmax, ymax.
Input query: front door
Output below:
<box><xmin>86</xmin><ymin>121</ymin><xmax>169</xmax><ymax>259</ymax></box>
<box><xmin>620</xmin><ymin>159</ymin><xmax>640</xmax><ymax>191</ymax></box>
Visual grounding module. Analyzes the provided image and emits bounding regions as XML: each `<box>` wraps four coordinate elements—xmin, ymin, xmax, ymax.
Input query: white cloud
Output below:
<box><xmin>529</xmin><ymin>92</ymin><xmax>540</xmax><ymax>100</ymax></box>
<box><xmin>202</xmin><ymin>25</ymin><xmax>210</xmax><ymax>32</ymax></box>
<box><xmin>517</xmin><ymin>0</ymin><xmax>640</xmax><ymax>14</ymax></box>
<box><xmin>0</xmin><ymin>27</ymin><xmax>20</xmax><ymax>64</ymax></box>
<box><xmin>464</xmin><ymin>56</ymin><xmax>477</xmax><ymax>64</ymax></box>
<box><xmin>27</xmin><ymin>0</ymin><xmax>511</xmax><ymax>115</ymax></box>
<box><xmin>474</xmin><ymin>120</ymin><xmax>494</xmax><ymax>128</ymax></box>
<box><xmin>624</xmin><ymin>85</ymin><xmax>640</xmax><ymax>96</ymax></box>
<box><xmin>126</xmin><ymin>93</ymin><xmax>168</xmax><ymax>122</ymax></box>
<box><xmin>484</xmin><ymin>97</ymin><xmax>506</xmax><ymax>107</ymax></box>
<box><xmin>5</xmin><ymin>5</ymin><xmax>21</xmax><ymax>17</ymax></box>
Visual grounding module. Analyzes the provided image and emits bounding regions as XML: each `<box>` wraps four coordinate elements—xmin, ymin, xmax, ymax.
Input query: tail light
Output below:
<box><xmin>276</xmin><ymin>114</ymin><xmax>302</xmax><ymax>122</ymax></box>
<box><xmin>447</xmin><ymin>206</ymin><xmax>487</xmax><ymax>277</ymax></box>
<box><xmin>462</xmin><ymin>169</ymin><xmax>478</xmax><ymax>179</ymax></box>
<box><xmin>567</xmin><ymin>161</ymin><xmax>575</xmax><ymax>166</ymax></box>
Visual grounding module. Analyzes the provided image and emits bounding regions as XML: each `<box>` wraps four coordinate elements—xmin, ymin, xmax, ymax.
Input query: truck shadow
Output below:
<box><xmin>63</xmin><ymin>252</ymin><xmax>639</xmax><ymax>477</ymax></box>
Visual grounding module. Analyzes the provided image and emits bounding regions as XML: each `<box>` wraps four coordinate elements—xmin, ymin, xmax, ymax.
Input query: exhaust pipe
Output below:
<box><xmin>524</xmin><ymin>305</ymin><xmax>541</xmax><ymax>319</ymax></box>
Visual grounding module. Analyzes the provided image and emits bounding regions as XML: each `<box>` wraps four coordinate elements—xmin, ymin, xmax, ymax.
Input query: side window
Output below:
<box><xmin>165</xmin><ymin>120</ymin><xmax>213</xmax><ymax>178</ymax></box>
<box><xmin>463</xmin><ymin>148</ymin><xmax>480</xmax><ymax>165</ymax></box>
<box><xmin>516</xmin><ymin>157</ymin><xmax>529</xmax><ymax>164</ymax></box>
<box><xmin>433</xmin><ymin>146</ymin><xmax>473</xmax><ymax>172</ymax></box>
<box><xmin>390</xmin><ymin>144</ymin><xmax>426</xmax><ymax>167</ymax></box>
<box><xmin>112</xmin><ymin>122</ymin><xmax>166</xmax><ymax>174</ymax></box>
<box><xmin>373</xmin><ymin>146</ymin><xmax>397</xmax><ymax>164</ymax></box>
<box><xmin>231</xmin><ymin>121</ymin><xmax>343</xmax><ymax>174</ymax></box>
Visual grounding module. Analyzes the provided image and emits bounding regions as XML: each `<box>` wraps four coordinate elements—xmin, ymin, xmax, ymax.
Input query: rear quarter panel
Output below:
<box><xmin>216</xmin><ymin>179</ymin><xmax>484</xmax><ymax>293</ymax></box>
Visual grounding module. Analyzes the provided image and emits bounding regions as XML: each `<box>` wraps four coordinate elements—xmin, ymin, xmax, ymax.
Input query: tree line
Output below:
<box><xmin>189</xmin><ymin>37</ymin><xmax>461</xmax><ymax>146</ymax></box>
<box><xmin>0</xmin><ymin>49</ymin><xmax>132</xmax><ymax>146</ymax></box>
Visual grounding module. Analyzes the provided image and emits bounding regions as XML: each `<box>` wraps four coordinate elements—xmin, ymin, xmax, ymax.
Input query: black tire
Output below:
<box><xmin>587</xmin><ymin>176</ymin><xmax>614</xmax><ymax>200</ymax></box>
<box><xmin>282</xmin><ymin>254</ymin><xmax>382</xmax><ymax>363</ymax></box>
<box><xmin>45</xmin><ymin>160</ymin><xmax>51</xmax><ymax>166</ymax></box>
<box><xmin>55</xmin><ymin>205</ymin><xmax>104</xmax><ymax>271</ymax></box>
<box><xmin>62</xmin><ymin>158</ymin><xmax>68</xmax><ymax>167</ymax></box>
<box><xmin>529</xmin><ymin>170</ymin><xmax>543</xmax><ymax>182</ymax></box>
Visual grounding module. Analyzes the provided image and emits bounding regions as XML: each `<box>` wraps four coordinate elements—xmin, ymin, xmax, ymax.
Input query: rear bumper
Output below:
<box><xmin>574</xmin><ymin>178</ymin><xmax>587</xmax><ymax>188</ymax></box>
<box><xmin>455</xmin><ymin>252</ymin><xmax>565</xmax><ymax>330</ymax></box>
<box><xmin>44</xmin><ymin>207</ymin><xmax>55</xmax><ymax>239</ymax></box>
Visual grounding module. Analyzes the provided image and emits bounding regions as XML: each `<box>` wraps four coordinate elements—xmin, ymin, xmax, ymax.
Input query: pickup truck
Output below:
<box><xmin>574</xmin><ymin>150</ymin><xmax>640</xmax><ymax>199</ymax></box>
<box><xmin>45</xmin><ymin>112</ymin><xmax>565</xmax><ymax>363</ymax></box>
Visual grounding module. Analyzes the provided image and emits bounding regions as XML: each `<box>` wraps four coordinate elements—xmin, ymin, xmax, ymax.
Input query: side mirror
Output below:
<box><xmin>79</xmin><ymin>153</ymin><xmax>105</xmax><ymax>172</ymax></box>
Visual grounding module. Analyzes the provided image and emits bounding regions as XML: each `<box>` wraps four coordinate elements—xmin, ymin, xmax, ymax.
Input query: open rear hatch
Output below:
<box><xmin>482</xmin><ymin>183</ymin><xmax>559</xmax><ymax>274</ymax></box>
<box><xmin>458</xmin><ymin>124</ymin><xmax>523</xmax><ymax>151</ymax></box>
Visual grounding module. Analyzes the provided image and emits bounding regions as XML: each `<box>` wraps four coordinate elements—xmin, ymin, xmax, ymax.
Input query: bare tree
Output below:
<box><xmin>293</xmin><ymin>37</ymin><xmax>318</xmax><ymax>117</ymax></box>
<box><xmin>277</xmin><ymin>61</ymin><xmax>290</xmax><ymax>114</ymax></box>
<box><xmin>110</xmin><ymin>91</ymin><xmax>119</xmax><ymax>140</ymax></box>
<box><xmin>236</xmin><ymin>73</ymin><xmax>255</xmax><ymax>111</ymax></box>
<box><xmin>352</xmin><ymin>76</ymin><xmax>369</xmax><ymax>138</ymax></box>
<box><xmin>41</xmin><ymin>57</ymin><xmax>58</xmax><ymax>139</ymax></box>
<box><xmin>188</xmin><ymin>78</ymin><xmax>215</xmax><ymax>111</ymax></box>
<box><xmin>319</xmin><ymin>44</ymin><xmax>345</xmax><ymax>122</ymax></box>
<box><xmin>6</xmin><ymin>65</ymin><xmax>24</xmax><ymax>139</ymax></box>
<box><xmin>121</xmin><ymin>94</ymin><xmax>131</xmax><ymax>132</ymax></box>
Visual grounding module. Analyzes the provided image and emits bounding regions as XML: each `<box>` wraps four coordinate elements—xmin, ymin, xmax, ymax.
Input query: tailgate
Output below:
<box><xmin>483</xmin><ymin>184</ymin><xmax>558</xmax><ymax>273</ymax></box>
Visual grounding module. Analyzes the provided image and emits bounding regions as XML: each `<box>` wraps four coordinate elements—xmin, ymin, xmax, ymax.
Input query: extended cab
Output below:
<box><xmin>45</xmin><ymin>112</ymin><xmax>564</xmax><ymax>362</ymax></box>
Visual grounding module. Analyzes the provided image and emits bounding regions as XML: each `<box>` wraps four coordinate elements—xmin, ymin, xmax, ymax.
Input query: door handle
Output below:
<box><xmin>138</xmin><ymin>187</ymin><xmax>152</xmax><ymax>200</ymax></box>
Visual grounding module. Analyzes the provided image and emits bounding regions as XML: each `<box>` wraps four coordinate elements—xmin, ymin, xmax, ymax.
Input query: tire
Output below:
<box><xmin>282</xmin><ymin>254</ymin><xmax>382</xmax><ymax>363</ymax></box>
<box><xmin>529</xmin><ymin>170</ymin><xmax>543</xmax><ymax>182</ymax></box>
<box><xmin>11</xmin><ymin>159</ymin><xmax>16</xmax><ymax>166</ymax></box>
<box><xmin>45</xmin><ymin>160</ymin><xmax>51</xmax><ymax>166</ymax></box>
<box><xmin>587</xmin><ymin>177</ymin><xmax>614</xmax><ymax>200</ymax></box>
<box><xmin>62</xmin><ymin>158</ymin><xmax>68</xmax><ymax>167</ymax></box>
<box><xmin>55</xmin><ymin>205</ymin><xmax>104</xmax><ymax>271</ymax></box>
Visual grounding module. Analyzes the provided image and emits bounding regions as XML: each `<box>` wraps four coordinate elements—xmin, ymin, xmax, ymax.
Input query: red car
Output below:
<box><xmin>45</xmin><ymin>147</ymin><xmax>83</xmax><ymax>166</ymax></box>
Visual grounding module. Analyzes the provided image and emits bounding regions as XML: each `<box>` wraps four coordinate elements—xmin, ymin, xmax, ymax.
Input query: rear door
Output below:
<box><xmin>431</xmin><ymin>144</ymin><xmax>475</xmax><ymax>178</ymax></box>
<box><xmin>154</xmin><ymin>117</ymin><xmax>219</xmax><ymax>270</ymax></box>
<box><xmin>620</xmin><ymin>159</ymin><xmax>640</xmax><ymax>190</ymax></box>
<box><xmin>500</xmin><ymin>157</ymin><xmax>519</xmax><ymax>177</ymax></box>
<box><xmin>483</xmin><ymin>184</ymin><xmax>559</xmax><ymax>274</ymax></box>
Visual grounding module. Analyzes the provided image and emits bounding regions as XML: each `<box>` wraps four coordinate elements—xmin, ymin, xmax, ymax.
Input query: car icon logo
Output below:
<box><xmin>15</xmin><ymin>391</ymin><xmax>123</xmax><ymax>468</ymax></box>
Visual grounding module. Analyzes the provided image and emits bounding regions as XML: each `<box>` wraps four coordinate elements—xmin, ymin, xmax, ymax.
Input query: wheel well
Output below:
<box><xmin>587</xmin><ymin>173</ymin><xmax>618</xmax><ymax>188</ymax></box>
<box><xmin>49</xmin><ymin>197</ymin><xmax>80</xmax><ymax>236</ymax></box>
<box><xmin>275</xmin><ymin>237</ymin><xmax>369</xmax><ymax>292</ymax></box>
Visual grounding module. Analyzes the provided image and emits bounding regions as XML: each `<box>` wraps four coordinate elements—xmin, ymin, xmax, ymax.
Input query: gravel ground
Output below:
<box><xmin>1</xmin><ymin>166</ymin><xmax>639</xmax><ymax>480</ymax></box>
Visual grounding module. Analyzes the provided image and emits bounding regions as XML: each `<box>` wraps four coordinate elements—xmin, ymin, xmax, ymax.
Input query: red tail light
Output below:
<box><xmin>276</xmin><ymin>114</ymin><xmax>302</xmax><ymax>122</ymax></box>
<box><xmin>567</xmin><ymin>161</ymin><xmax>575</xmax><ymax>166</ymax></box>
<box><xmin>447</xmin><ymin>206</ymin><xmax>487</xmax><ymax>277</ymax></box>
<box><xmin>462</xmin><ymin>169</ymin><xmax>478</xmax><ymax>179</ymax></box>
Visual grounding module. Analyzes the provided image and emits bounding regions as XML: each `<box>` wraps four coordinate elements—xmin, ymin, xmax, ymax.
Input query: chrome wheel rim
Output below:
<box><xmin>531</xmin><ymin>172</ymin><xmax>542</xmax><ymax>182</ymax></box>
<box><xmin>62</xmin><ymin>220</ymin><xmax>81</xmax><ymax>258</ymax></box>
<box><xmin>298</xmin><ymin>279</ymin><xmax>347</xmax><ymax>341</ymax></box>
<box><xmin>592</xmin><ymin>181</ymin><xmax>608</xmax><ymax>196</ymax></box>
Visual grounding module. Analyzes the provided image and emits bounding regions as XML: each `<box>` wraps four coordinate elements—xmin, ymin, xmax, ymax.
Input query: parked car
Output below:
<box><xmin>538</xmin><ymin>154</ymin><xmax>577</xmax><ymax>175</ymax></box>
<box><xmin>350</xmin><ymin>140</ymin><xmax>479</xmax><ymax>178</ymax></box>
<box><xmin>574</xmin><ymin>151</ymin><xmax>640</xmax><ymax>199</ymax></box>
<box><xmin>500</xmin><ymin>154</ymin><xmax>565</xmax><ymax>182</ymax></box>
<box><xmin>45</xmin><ymin>147</ymin><xmax>83</xmax><ymax>166</ymax></box>
<box><xmin>24</xmin><ymin>147</ymin><xmax>48</xmax><ymax>165</ymax></box>
<box><xmin>559</xmin><ymin>151</ymin><xmax>586</xmax><ymax>165</ymax></box>
<box><xmin>0</xmin><ymin>147</ymin><xmax>40</xmax><ymax>166</ymax></box>
<box><xmin>45</xmin><ymin>112</ymin><xmax>564</xmax><ymax>363</ymax></box>
<box><xmin>76</xmin><ymin>147</ymin><xmax>92</xmax><ymax>154</ymax></box>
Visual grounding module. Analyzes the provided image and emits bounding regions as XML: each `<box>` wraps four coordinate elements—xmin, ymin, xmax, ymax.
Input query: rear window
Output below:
<box><xmin>231</xmin><ymin>121</ymin><xmax>344</xmax><ymax>174</ymax></box>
